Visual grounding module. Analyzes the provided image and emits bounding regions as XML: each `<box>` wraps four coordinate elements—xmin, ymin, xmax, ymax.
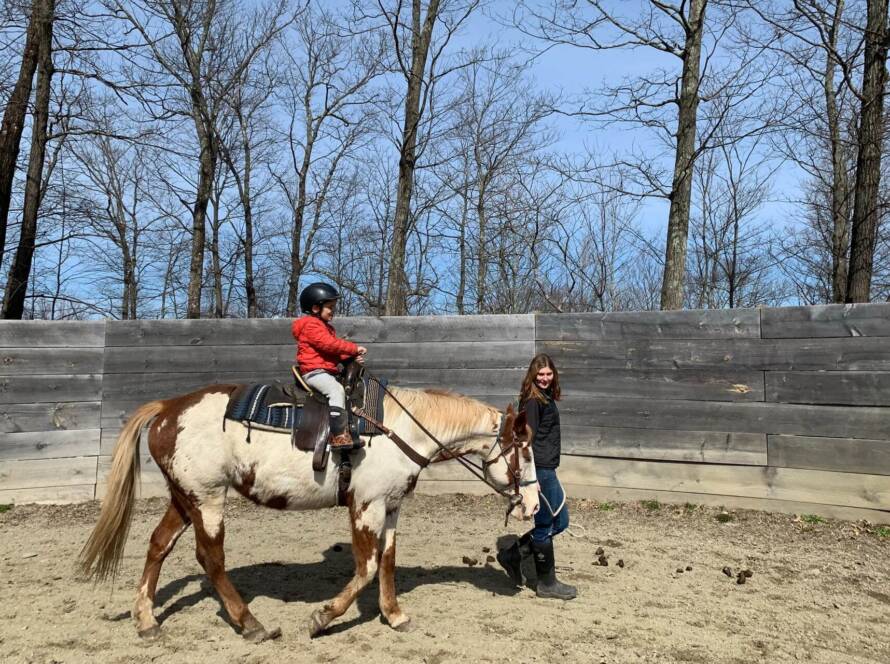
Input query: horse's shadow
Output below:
<box><xmin>154</xmin><ymin>541</ymin><xmax>521</xmax><ymax>634</ymax></box>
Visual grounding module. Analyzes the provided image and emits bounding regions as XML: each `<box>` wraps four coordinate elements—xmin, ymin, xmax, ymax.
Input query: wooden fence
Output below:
<box><xmin>1</xmin><ymin>305</ymin><xmax>889</xmax><ymax>521</ymax></box>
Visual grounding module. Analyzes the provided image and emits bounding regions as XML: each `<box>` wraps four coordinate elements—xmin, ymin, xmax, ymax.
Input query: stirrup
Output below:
<box><xmin>330</xmin><ymin>433</ymin><xmax>364</xmax><ymax>449</ymax></box>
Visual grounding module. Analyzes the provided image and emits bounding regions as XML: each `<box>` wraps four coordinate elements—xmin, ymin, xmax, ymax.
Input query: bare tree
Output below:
<box><xmin>107</xmin><ymin>0</ymin><xmax>293</xmax><ymax>318</ymax></box>
<box><xmin>688</xmin><ymin>133</ymin><xmax>783</xmax><ymax>308</ymax></box>
<box><xmin>363</xmin><ymin>0</ymin><xmax>482</xmax><ymax>315</ymax></box>
<box><xmin>847</xmin><ymin>0</ymin><xmax>889</xmax><ymax>301</ymax></box>
<box><xmin>0</xmin><ymin>0</ymin><xmax>41</xmax><ymax>276</ymax></box>
<box><xmin>736</xmin><ymin>1</ymin><xmax>864</xmax><ymax>302</ymax></box>
<box><xmin>70</xmin><ymin>128</ymin><xmax>164</xmax><ymax>319</ymax></box>
<box><xmin>2</xmin><ymin>0</ymin><xmax>53</xmax><ymax>319</ymax></box>
<box><xmin>271</xmin><ymin>8</ymin><xmax>381</xmax><ymax>316</ymax></box>
<box><xmin>435</xmin><ymin>51</ymin><xmax>553</xmax><ymax>313</ymax></box>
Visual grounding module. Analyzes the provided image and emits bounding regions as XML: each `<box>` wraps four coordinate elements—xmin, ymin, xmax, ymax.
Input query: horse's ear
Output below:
<box><xmin>505</xmin><ymin>403</ymin><xmax>515</xmax><ymax>417</ymax></box>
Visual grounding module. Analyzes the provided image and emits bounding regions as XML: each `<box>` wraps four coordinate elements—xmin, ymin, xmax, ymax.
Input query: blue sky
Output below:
<box><xmin>456</xmin><ymin>1</ymin><xmax>804</xmax><ymax>240</ymax></box>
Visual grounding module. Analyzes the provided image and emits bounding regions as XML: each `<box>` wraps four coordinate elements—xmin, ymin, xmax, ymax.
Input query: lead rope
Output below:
<box><xmin>361</xmin><ymin>373</ymin><xmax>520</xmax><ymax>502</ymax></box>
<box><xmin>538</xmin><ymin>475</ymin><xmax>588</xmax><ymax>540</ymax></box>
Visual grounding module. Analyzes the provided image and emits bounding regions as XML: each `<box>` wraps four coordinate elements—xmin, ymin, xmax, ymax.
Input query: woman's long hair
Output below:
<box><xmin>519</xmin><ymin>353</ymin><xmax>561</xmax><ymax>405</ymax></box>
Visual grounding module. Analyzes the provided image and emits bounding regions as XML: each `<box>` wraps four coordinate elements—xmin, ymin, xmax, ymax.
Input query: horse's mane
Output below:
<box><xmin>385</xmin><ymin>386</ymin><xmax>499</xmax><ymax>442</ymax></box>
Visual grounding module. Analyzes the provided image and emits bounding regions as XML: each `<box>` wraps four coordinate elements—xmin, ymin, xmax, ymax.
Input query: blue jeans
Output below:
<box><xmin>532</xmin><ymin>467</ymin><xmax>569</xmax><ymax>543</ymax></box>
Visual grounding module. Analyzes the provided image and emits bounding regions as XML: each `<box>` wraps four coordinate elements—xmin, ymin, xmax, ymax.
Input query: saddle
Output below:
<box><xmin>223</xmin><ymin>363</ymin><xmax>386</xmax><ymax>474</ymax></box>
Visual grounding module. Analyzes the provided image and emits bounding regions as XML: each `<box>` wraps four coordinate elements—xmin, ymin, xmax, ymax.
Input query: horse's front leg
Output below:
<box><xmin>309</xmin><ymin>498</ymin><xmax>385</xmax><ymax>637</ymax></box>
<box><xmin>378</xmin><ymin>505</ymin><xmax>410</xmax><ymax>631</ymax></box>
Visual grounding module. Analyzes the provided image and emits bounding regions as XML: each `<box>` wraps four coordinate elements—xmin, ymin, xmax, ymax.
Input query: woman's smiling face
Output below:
<box><xmin>535</xmin><ymin>366</ymin><xmax>554</xmax><ymax>390</ymax></box>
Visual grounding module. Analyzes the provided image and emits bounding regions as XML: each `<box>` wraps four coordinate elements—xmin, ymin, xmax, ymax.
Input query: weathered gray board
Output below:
<box><xmin>0</xmin><ymin>321</ymin><xmax>105</xmax><ymax>503</ymax></box>
<box><xmin>2</xmin><ymin>305</ymin><xmax>890</xmax><ymax>518</ymax></box>
<box><xmin>539</xmin><ymin>305</ymin><xmax>890</xmax><ymax>516</ymax></box>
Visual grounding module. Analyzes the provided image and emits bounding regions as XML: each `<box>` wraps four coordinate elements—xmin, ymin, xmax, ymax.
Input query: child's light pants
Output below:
<box><xmin>303</xmin><ymin>370</ymin><xmax>346</xmax><ymax>409</ymax></box>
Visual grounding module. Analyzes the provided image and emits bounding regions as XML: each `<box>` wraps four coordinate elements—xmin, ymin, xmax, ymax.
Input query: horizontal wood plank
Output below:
<box><xmin>553</xmin><ymin>456</ymin><xmax>890</xmax><ymax>511</ymax></box>
<box><xmin>95</xmin><ymin>480</ymin><xmax>168</xmax><ymax>500</ymax></box>
<box><xmin>362</xmin><ymin>341</ymin><xmax>535</xmax><ymax>369</ymax></box>
<box><xmin>541</xmin><ymin>337</ymin><xmax>890</xmax><ymax>371</ymax></box>
<box><xmin>762</xmin><ymin>304</ymin><xmax>890</xmax><ymax>339</ymax></box>
<box><xmin>560</xmin><ymin>425</ymin><xmax>767</xmax><ymax>465</ymax></box>
<box><xmin>104</xmin><ymin>345</ymin><xmax>295</xmax><ymax>374</ymax></box>
<box><xmin>0</xmin><ymin>348</ymin><xmax>104</xmax><ymax>376</ymax></box>
<box><xmin>559</xmin><ymin>368</ymin><xmax>763</xmax><ymax>402</ymax></box>
<box><xmin>0</xmin><ymin>321</ymin><xmax>105</xmax><ymax>348</ymax></box>
<box><xmin>0</xmin><ymin>484</ymin><xmax>95</xmax><ymax>505</ymax></box>
<box><xmin>766</xmin><ymin>371</ymin><xmax>890</xmax><ymax>406</ymax></box>
<box><xmin>0</xmin><ymin>429</ymin><xmax>100</xmax><ymax>461</ymax></box>
<box><xmin>0</xmin><ymin>374</ymin><xmax>102</xmax><ymax>404</ymax></box>
<box><xmin>97</xmin><ymin>455</ymin><xmax>164</xmax><ymax>483</ymax></box>
<box><xmin>105</xmin><ymin>315</ymin><xmax>533</xmax><ymax>347</ymax></box>
<box><xmin>0</xmin><ymin>401</ymin><xmax>101</xmax><ymax>434</ymax></box>
<box><xmin>537</xmin><ymin>309</ymin><xmax>760</xmax><ymax>341</ymax></box>
<box><xmin>0</xmin><ymin>456</ymin><xmax>97</xmax><ymax>490</ymax></box>
<box><xmin>769</xmin><ymin>434</ymin><xmax>890</xmax><ymax>476</ymax></box>
<box><xmin>558</xmin><ymin>396</ymin><xmax>890</xmax><ymax>440</ymax></box>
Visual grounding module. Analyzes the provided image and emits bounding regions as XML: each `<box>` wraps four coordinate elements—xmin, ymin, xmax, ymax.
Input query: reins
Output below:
<box><xmin>355</xmin><ymin>373</ymin><xmax>529</xmax><ymax>521</ymax></box>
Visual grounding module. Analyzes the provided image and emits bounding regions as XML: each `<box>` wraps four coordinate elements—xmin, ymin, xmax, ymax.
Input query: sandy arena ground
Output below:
<box><xmin>0</xmin><ymin>493</ymin><xmax>888</xmax><ymax>664</ymax></box>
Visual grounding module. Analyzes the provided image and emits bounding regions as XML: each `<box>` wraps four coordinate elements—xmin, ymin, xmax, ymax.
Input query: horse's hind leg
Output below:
<box><xmin>189</xmin><ymin>490</ymin><xmax>281</xmax><ymax>643</ymax></box>
<box><xmin>134</xmin><ymin>500</ymin><xmax>191</xmax><ymax>638</ymax></box>
<box><xmin>309</xmin><ymin>499</ymin><xmax>385</xmax><ymax>637</ymax></box>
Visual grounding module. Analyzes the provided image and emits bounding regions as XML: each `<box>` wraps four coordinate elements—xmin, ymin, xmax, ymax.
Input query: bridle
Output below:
<box><xmin>356</xmin><ymin>374</ymin><xmax>534</xmax><ymax>525</ymax></box>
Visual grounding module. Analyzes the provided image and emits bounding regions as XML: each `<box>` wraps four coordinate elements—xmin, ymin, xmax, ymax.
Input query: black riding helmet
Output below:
<box><xmin>299</xmin><ymin>282</ymin><xmax>340</xmax><ymax>314</ymax></box>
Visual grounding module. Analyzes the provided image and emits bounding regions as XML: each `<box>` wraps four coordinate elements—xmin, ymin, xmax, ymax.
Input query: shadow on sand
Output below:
<box><xmin>152</xmin><ymin>541</ymin><xmax>522</xmax><ymax>635</ymax></box>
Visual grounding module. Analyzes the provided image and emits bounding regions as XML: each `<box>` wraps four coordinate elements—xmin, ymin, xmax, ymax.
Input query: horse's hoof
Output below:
<box><xmin>308</xmin><ymin>610</ymin><xmax>328</xmax><ymax>638</ymax></box>
<box><xmin>392</xmin><ymin>617</ymin><xmax>413</xmax><ymax>632</ymax></box>
<box><xmin>138</xmin><ymin>625</ymin><xmax>162</xmax><ymax>640</ymax></box>
<box><xmin>243</xmin><ymin>626</ymin><xmax>282</xmax><ymax>643</ymax></box>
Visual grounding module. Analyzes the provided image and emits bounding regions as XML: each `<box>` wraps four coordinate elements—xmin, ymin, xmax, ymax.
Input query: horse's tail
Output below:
<box><xmin>77</xmin><ymin>399</ymin><xmax>165</xmax><ymax>583</ymax></box>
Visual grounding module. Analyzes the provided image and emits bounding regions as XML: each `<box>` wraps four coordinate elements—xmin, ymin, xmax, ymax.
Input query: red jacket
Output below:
<box><xmin>292</xmin><ymin>316</ymin><xmax>359</xmax><ymax>374</ymax></box>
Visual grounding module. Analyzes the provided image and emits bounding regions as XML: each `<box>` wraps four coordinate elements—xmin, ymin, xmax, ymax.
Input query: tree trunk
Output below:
<box><xmin>0</xmin><ymin>0</ymin><xmax>42</xmax><ymax>276</ymax></box>
<box><xmin>186</xmin><ymin>117</ymin><xmax>215</xmax><ymax>318</ymax></box>
<box><xmin>286</xmin><ymin>134</ymin><xmax>313</xmax><ymax>317</ymax></box>
<box><xmin>846</xmin><ymin>0</ymin><xmax>889</xmax><ymax>303</ymax></box>
<box><xmin>826</xmin><ymin>0</ymin><xmax>851</xmax><ymax>303</ymax></box>
<box><xmin>210</xmin><ymin>182</ymin><xmax>224</xmax><ymax>318</ymax></box>
<box><xmin>2</xmin><ymin>0</ymin><xmax>54</xmax><ymax>320</ymax></box>
<box><xmin>456</xmin><ymin>183</ymin><xmax>469</xmax><ymax>315</ymax></box>
<box><xmin>239</xmin><ymin>115</ymin><xmax>256</xmax><ymax>318</ymax></box>
<box><xmin>384</xmin><ymin>0</ymin><xmax>441</xmax><ymax>316</ymax></box>
<box><xmin>659</xmin><ymin>0</ymin><xmax>707</xmax><ymax>310</ymax></box>
<box><xmin>475</xmin><ymin>178</ymin><xmax>487</xmax><ymax>313</ymax></box>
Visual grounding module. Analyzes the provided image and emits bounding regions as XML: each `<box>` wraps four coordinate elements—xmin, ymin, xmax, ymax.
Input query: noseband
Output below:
<box><xmin>483</xmin><ymin>415</ymin><xmax>535</xmax><ymax>524</ymax></box>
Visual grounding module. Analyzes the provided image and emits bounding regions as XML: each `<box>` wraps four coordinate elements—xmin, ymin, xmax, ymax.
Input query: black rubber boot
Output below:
<box><xmin>496</xmin><ymin>532</ymin><xmax>532</xmax><ymax>586</ymax></box>
<box><xmin>531</xmin><ymin>539</ymin><xmax>577</xmax><ymax>600</ymax></box>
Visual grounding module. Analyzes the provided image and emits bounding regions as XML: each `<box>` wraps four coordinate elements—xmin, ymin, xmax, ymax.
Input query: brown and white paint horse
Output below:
<box><xmin>78</xmin><ymin>384</ymin><xmax>538</xmax><ymax>641</ymax></box>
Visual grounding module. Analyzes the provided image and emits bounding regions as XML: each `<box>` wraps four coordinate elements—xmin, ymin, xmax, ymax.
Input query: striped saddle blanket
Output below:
<box><xmin>224</xmin><ymin>375</ymin><xmax>387</xmax><ymax>436</ymax></box>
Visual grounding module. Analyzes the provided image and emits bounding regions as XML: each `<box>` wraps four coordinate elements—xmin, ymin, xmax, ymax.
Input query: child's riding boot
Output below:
<box><xmin>329</xmin><ymin>406</ymin><xmax>364</xmax><ymax>449</ymax></box>
<box><xmin>496</xmin><ymin>531</ymin><xmax>532</xmax><ymax>586</ymax></box>
<box><xmin>531</xmin><ymin>539</ymin><xmax>577</xmax><ymax>600</ymax></box>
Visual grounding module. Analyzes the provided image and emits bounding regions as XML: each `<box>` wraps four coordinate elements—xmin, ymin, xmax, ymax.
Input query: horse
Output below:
<box><xmin>77</xmin><ymin>383</ymin><xmax>539</xmax><ymax>642</ymax></box>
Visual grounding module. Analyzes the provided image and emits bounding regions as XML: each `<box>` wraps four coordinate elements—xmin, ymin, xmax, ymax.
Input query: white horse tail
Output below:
<box><xmin>77</xmin><ymin>400</ymin><xmax>165</xmax><ymax>582</ymax></box>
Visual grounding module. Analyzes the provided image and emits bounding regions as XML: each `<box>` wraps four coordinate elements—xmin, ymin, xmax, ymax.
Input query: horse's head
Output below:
<box><xmin>482</xmin><ymin>403</ymin><xmax>539</xmax><ymax>521</ymax></box>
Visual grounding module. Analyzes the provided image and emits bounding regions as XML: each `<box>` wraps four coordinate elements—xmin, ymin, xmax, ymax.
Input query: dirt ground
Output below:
<box><xmin>0</xmin><ymin>493</ymin><xmax>888</xmax><ymax>664</ymax></box>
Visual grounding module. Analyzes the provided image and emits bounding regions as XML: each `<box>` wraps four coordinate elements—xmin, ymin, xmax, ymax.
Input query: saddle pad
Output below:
<box><xmin>225</xmin><ymin>383</ymin><xmax>300</xmax><ymax>433</ymax></box>
<box><xmin>224</xmin><ymin>376</ymin><xmax>387</xmax><ymax>436</ymax></box>
<box><xmin>355</xmin><ymin>375</ymin><xmax>386</xmax><ymax>436</ymax></box>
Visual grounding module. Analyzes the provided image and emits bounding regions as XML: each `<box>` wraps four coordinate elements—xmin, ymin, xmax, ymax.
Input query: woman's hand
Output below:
<box><xmin>355</xmin><ymin>346</ymin><xmax>367</xmax><ymax>365</ymax></box>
